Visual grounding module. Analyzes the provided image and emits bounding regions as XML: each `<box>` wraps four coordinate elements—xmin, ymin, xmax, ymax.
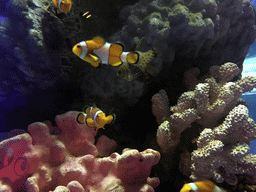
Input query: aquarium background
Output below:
<box><xmin>1</xmin><ymin>0</ymin><xmax>256</xmax><ymax>190</ymax></box>
<box><xmin>242</xmin><ymin>0</ymin><xmax>256</xmax><ymax>153</ymax></box>
<box><xmin>242</xmin><ymin>42</ymin><xmax>256</xmax><ymax>155</ymax></box>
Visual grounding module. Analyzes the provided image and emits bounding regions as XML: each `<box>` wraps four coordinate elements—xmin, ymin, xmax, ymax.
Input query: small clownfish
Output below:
<box><xmin>77</xmin><ymin>105</ymin><xmax>115</xmax><ymax>131</ymax></box>
<box><xmin>72</xmin><ymin>36</ymin><xmax>140</xmax><ymax>67</ymax></box>
<box><xmin>52</xmin><ymin>0</ymin><xmax>72</xmax><ymax>14</ymax></box>
<box><xmin>180</xmin><ymin>180</ymin><xmax>226</xmax><ymax>192</ymax></box>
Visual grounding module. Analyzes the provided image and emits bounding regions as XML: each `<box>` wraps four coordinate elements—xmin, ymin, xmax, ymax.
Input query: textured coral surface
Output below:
<box><xmin>0</xmin><ymin>111</ymin><xmax>160</xmax><ymax>192</ymax></box>
<box><xmin>152</xmin><ymin>62</ymin><xmax>256</xmax><ymax>187</ymax></box>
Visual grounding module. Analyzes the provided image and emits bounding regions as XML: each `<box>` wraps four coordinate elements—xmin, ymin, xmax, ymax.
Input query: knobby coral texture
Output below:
<box><xmin>0</xmin><ymin>111</ymin><xmax>160</xmax><ymax>192</ymax></box>
<box><xmin>114</xmin><ymin>0</ymin><xmax>256</xmax><ymax>69</ymax></box>
<box><xmin>152</xmin><ymin>62</ymin><xmax>256</xmax><ymax>185</ymax></box>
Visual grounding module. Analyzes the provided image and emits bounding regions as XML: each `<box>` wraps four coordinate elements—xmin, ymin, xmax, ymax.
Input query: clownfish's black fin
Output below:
<box><xmin>110</xmin><ymin>114</ymin><xmax>116</xmax><ymax>125</ymax></box>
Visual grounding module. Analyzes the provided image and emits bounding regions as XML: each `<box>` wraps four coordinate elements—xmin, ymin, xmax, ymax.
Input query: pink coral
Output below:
<box><xmin>0</xmin><ymin>111</ymin><xmax>160</xmax><ymax>192</ymax></box>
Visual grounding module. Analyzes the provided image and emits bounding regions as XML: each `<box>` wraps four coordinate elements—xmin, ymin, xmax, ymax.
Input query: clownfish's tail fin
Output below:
<box><xmin>127</xmin><ymin>52</ymin><xmax>139</xmax><ymax>64</ymax></box>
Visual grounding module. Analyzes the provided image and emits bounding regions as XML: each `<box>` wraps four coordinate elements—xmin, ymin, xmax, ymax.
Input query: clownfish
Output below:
<box><xmin>52</xmin><ymin>0</ymin><xmax>72</xmax><ymax>14</ymax></box>
<box><xmin>77</xmin><ymin>105</ymin><xmax>115</xmax><ymax>131</ymax></box>
<box><xmin>72</xmin><ymin>36</ymin><xmax>141</xmax><ymax>67</ymax></box>
<box><xmin>180</xmin><ymin>180</ymin><xmax>227</xmax><ymax>192</ymax></box>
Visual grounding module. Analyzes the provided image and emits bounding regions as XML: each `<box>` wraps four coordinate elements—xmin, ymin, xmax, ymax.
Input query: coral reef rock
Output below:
<box><xmin>114</xmin><ymin>0</ymin><xmax>256</xmax><ymax>71</ymax></box>
<box><xmin>0</xmin><ymin>111</ymin><xmax>160</xmax><ymax>192</ymax></box>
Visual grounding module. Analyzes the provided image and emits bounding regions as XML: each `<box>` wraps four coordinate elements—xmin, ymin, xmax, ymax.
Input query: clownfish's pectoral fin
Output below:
<box><xmin>88</xmin><ymin>54</ymin><xmax>100</xmax><ymax>62</ymax></box>
<box><xmin>84</xmin><ymin>54</ymin><xmax>100</xmax><ymax>67</ymax></box>
<box><xmin>127</xmin><ymin>52</ymin><xmax>139</xmax><ymax>64</ymax></box>
<box><xmin>108</xmin><ymin>43</ymin><xmax>124</xmax><ymax>67</ymax></box>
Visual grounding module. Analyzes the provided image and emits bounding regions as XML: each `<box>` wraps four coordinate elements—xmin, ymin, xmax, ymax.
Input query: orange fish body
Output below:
<box><xmin>72</xmin><ymin>36</ymin><xmax>139</xmax><ymax>67</ymax></box>
<box><xmin>52</xmin><ymin>0</ymin><xmax>72</xmax><ymax>14</ymax></box>
<box><xmin>180</xmin><ymin>180</ymin><xmax>226</xmax><ymax>192</ymax></box>
<box><xmin>77</xmin><ymin>105</ymin><xmax>114</xmax><ymax>131</ymax></box>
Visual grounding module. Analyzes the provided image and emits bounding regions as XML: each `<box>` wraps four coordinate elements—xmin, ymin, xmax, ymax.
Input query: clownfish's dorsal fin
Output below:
<box><xmin>108</xmin><ymin>43</ymin><xmax>124</xmax><ymax>66</ymax></box>
<box><xmin>92</xmin><ymin>36</ymin><xmax>106</xmax><ymax>46</ymax></box>
<box><xmin>92</xmin><ymin>103</ymin><xmax>98</xmax><ymax>108</ymax></box>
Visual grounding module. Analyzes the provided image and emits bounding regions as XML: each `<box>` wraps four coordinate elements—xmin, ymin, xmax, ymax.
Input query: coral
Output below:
<box><xmin>172</xmin><ymin>62</ymin><xmax>256</xmax><ymax>128</ymax></box>
<box><xmin>0</xmin><ymin>0</ymin><xmax>64</xmax><ymax>98</ymax></box>
<box><xmin>113</xmin><ymin>0</ymin><xmax>256</xmax><ymax>72</ymax></box>
<box><xmin>152</xmin><ymin>62</ymin><xmax>256</xmax><ymax>185</ymax></box>
<box><xmin>0</xmin><ymin>111</ymin><xmax>160</xmax><ymax>192</ymax></box>
<box><xmin>152</xmin><ymin>89</ymin><xmax>200</xmax><ymax>153</ymax></box>
<box><xmin>151</xmin><ymin>89</ymin><xmax>170</xmax><ymax>124</ymax></box>
<box><xmin>191</xmin><ymin>104</ymin><xmax>256</xmax><ymax>185</ymax></box>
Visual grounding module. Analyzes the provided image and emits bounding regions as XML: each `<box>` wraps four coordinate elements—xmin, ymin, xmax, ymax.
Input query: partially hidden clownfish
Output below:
<box><xmin>76</xmin><ymin>104</ymin><xmax>115</xmax><ymax>131</ymax></box>
<box><xmin>72</xmin><ymin>36</ymin><xmax>142</xmax><ymax>67</ymax></box>
<box><xmin>180</xmin><ymin>180</ymin><xmax>227</xmax><ymax>192</ymax></box>
<box><xmin>52</xmin><ymin>0</ymin><xmax>72</xmax><ymax>14</ymax></box>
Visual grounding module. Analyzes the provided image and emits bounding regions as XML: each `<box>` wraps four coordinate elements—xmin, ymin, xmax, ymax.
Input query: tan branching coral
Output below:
<box><xmin>152</xmin><ymin>62</ymin><xmax>256</xmax><ymax>185</ymax></box>
<box><xmin>191</xmin><ymin>105</ymin><xmax>256</xmax><ymax>185</ymax></box>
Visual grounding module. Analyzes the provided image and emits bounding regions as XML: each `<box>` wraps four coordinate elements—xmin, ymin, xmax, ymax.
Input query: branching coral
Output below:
<box><xmin>0</xmin><ymin>111</ymin><xmax>160</xmax><ymax>192</ymax></box>
<box><xmin>191</xmin><ymin>104</ymin><xmax>256</xmax><ymax>185</ymax></box>
<box><xmin>152</xmin><ymin>62</ymin><xmax>256</xmax><ymax>185</ymax></box>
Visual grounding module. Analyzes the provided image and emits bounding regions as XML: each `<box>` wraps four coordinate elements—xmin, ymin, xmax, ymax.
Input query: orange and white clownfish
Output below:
<box><xmin>52</xmin><ymin>0</ymin><xmax>72</xmax><ymax>14</ymax></box>
<box><xmin>72</xmin><ymin>36</ymin><xmax>140</xmax><ymax>67</ymax></box>
<box><xmin>76</xmin><ymin>105</ymin><xmax>115</xmax><ymax>131</ymax></box>
<box><xmin>180</xmin><ymin>180</ymin><xmax>226</xmax><ymax>192</ymax></box>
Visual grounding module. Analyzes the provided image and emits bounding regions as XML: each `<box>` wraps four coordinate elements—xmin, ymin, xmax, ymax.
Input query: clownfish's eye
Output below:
<box><xmin>77</xmin><ymin>113</ymin><xmax>87</xmax><ymax>124</ymax></box>
<box><xmin>77</xmin><ymin>45</ymin><xmax>82</xmax><ymax>48</ymax></box>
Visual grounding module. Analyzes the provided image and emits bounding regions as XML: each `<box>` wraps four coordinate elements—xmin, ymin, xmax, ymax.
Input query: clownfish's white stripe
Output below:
<box><xmin>58</xmin><ymin>0</ymin><xmax>64</xmax><ymax>13</ymax></box>
<box><xmin>188</xmin><ymin>183</ymin><xmax>198</xmax><ymax>192</ymax></box>
<box><xmin>89</xmin><ymin>107</ymin><xmax>103</xmax><ymax>127</ymax></box>
<box><xmin>79</xmin><ymin>41</ymin><xmax>88</xmax><ymax>59</ymax></box>
<box><xmin>120</xmin><ymin>52</ymin><xmax>129</xmax><ymax>62</ymax></box>
<box><xmin>93</xmin><ymin>42</ymin><xmax>111</xmax><ymax>64</ymax></box>
<box><xmin>90</xmin><ymin>107</ymin><xmax>93</xmax><ymax>119</ymax></box>
<box><xmin>94</xmin><ymin>110</ymin><xmax>103</xmax><ymax>126</ymax></box>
